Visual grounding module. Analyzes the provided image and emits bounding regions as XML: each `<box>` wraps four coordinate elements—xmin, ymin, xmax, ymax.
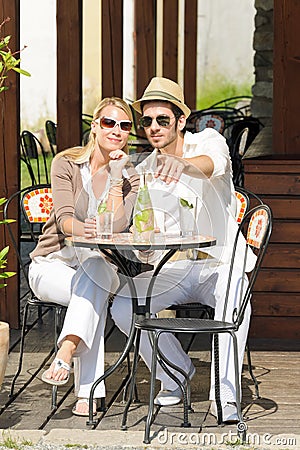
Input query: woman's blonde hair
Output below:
<box><xmin>55</xmin><ymin>97</ymin><xmax>133</xmax><ymax>163</ymax></box>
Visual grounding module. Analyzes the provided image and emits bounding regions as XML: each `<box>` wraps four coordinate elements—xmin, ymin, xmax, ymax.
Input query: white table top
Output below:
<box><xmin>65</xmin><ymin>232</ymin><xmax>216</xmax><ymax>252</ymax></box>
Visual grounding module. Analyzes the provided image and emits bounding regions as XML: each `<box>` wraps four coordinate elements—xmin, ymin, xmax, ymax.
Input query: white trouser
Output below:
<box><xmin>111</xmin><ymin>259</ymin><xmax>250</xmax><ymax>403</ymax></box>
<box><xmin>29</xmin><ymin>247</ymin><xmax>119</xmax><ymax>398</ymax></box>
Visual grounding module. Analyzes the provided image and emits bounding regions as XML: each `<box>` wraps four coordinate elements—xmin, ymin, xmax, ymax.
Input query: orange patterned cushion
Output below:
<box><xmin>23</xmin><ymin>187</ymin><xmax>53</xmax><ymax>223</ymax></box>
<box><xmin>247</xmin><ymin>208</ymin><xmax>268</xmax><ymax>249</ymax></box>
<box><xmin>235</xmin><ymin>191</ymin><xmax>247</xmax><ymax>224</ymax></box>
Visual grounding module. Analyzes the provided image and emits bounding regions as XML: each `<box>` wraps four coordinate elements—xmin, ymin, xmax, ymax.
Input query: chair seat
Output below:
<box><xmin>27</xmin><ymin>296</ymin><xmax>64</xmax><ymax>309</ymax></box>
<box><xmin>136</xmin><ymin>317</ymin><xmax>237</xmax><ymax>333</ymax></box>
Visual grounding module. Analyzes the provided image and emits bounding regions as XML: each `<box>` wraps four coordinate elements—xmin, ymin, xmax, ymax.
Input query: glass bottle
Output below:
<box><xmin>133</xmin><ymin>171</ymin><xmax>154</xmax><ymax>242</ymax></box>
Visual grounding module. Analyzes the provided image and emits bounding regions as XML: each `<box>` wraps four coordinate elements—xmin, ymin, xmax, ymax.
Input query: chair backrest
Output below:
<box><xmin>223</xmin><ymin>204</ymin><xmax>272</xmax><ymax>326</ymax></box>
<box><xmin>4</xmin><ymin>185</ymin><xmax>53</xmax><ymax>291</ymax></box>
<box><xmin>20</xmin><ymin>130</ymin><xmax>52</xmax><ymax>185</ymax></box>
<box><xmin>209</xmin><ymin>95</ymin><xmax>252</xmax><ymax>115</ymax></box>
<box><xmin>234</xmin><ymin>188</ymin><xmax>250</xmax><ymax>223</ymax></box>
<box><xmin>224</xmin><ymin>117</ymin><xmax>264</xmax><ymax>187</ymax></box>
<box><xmin>82</xmin><ymin>113</ymin><xmax>93</xmax><ymax>145</ymax></box>
<box><xmin>22</xmin><ymin>185</ymin><xmax>53</xmax><ymax>226</ymax></box>
<box><xmin>195</xmin><ymin>113</ymin><xmax>225</xmax><ymax>134</ymax></box>
<box><xmin>45</xmin><ymin>120</ymin><xmax>57</xmax><ymax>157</ymax></box>
<box><xmin>186</xmin><ymin>107</ymin><xmax>244</xmax><ymax>134</ymax></box>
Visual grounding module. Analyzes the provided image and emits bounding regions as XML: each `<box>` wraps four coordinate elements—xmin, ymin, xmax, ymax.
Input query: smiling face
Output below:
<box><xmin>141</xmin><ymin>101</ymin><xmax>185</xmax><ymax>151</ymax></box>
<box><xmin>91</xmin><ymin>105</ymin><xmax>131</xmax><ymax>154</ymax></box>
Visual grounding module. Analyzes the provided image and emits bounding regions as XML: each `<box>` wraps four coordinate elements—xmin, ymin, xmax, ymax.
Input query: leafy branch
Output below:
<box><xmin>0</xmin><ymin>198</ymin><xmax>15</xmax><ymax>288</ymax></box>
<box><xmin>0</xmin><ymin>17</ymin><xmax>28</xmax><ymax>289</ymax></box>
<box><xmin>0</xmin><ymin>16</ymin><xmax>30</xmax><ymax>94</ymax></box>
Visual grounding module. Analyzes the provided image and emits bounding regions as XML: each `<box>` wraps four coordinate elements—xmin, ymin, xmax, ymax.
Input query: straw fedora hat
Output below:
<box><xmin>132</xmin><ymin>77</ymin><xmax>191</xmax><ymax>118</ymax></box>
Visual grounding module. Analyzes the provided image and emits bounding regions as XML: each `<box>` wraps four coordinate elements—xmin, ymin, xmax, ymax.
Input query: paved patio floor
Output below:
<box><xmin>0</xmin><ymin>308</ymin><xmax>299</xmax><ymax>449</ymax></box>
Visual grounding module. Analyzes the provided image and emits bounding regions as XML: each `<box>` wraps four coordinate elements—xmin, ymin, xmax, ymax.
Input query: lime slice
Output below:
<box><xmin>97</xmin><ymin>202</ymin><xmax>107</xmax><ymax>214</ymax></box>
<box><xmin>180</xmin><ymin>198</ymin><xmax>194</xmax><ymax>209</ymax></box>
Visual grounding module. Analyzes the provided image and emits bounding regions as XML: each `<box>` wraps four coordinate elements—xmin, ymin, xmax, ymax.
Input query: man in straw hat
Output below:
<box><xmin>111</xmin><ymin>77</ymin><xmax>256</xmax><ymax>422</ymax></box>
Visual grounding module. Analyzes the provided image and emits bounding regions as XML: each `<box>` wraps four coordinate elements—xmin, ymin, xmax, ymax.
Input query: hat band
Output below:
<box><xmin>143</xmin><ymin>90</ymin><xmax>183</xmax><ymax>105</ymax></box>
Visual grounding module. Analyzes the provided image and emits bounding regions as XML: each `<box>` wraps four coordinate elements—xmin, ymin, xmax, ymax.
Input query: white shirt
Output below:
<box><xmin>136</xmin><ymin>128</ymin><xmax>256</xmax><ymax>271</ymax></box>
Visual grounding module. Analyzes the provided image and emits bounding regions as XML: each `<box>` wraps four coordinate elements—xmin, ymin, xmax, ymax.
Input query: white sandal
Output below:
<box><xmin>41</xmin><ymin>357</ymin><xmax>71</xmax><ymax>386</ymax></box>
<box><xmin>72</xmin><ymin>398</ymin><xmax>97</xmax><ymax>417</ymax></box>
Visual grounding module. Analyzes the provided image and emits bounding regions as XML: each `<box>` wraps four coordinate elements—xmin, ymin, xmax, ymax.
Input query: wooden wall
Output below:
<box><xmin>273</xmin><ymin>0</ymin><xmax>300</xmax><ymax>154</ymax></box>
<box><xmin>0</xmin><ymin>1</ymin><xmax>21</xmax><ymax>328</ymax></box>
<box><xmin>244</xmin><ymin>157</ymin><xmax>300</xmax><ymax>341</ymax></box>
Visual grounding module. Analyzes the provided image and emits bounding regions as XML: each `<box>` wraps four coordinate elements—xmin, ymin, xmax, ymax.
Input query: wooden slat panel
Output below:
<box><xmin>0</xmin><ymin>1</ymin><xmax>20</xmax><ymax>328</ymax></box>
<box><xmin>244</xmin><ymin>158</ymin><xmax>300</xmax><ymax>173</ymax></box>
<box><xmin>259</xmin><ymin>198</ymin><xmax>300</xmax><ymax>219</ymax></box>
<box><xmin>254</xmin><ymin>269</ymin><xmax>300</xmax><ymax>292</ymax></box>
<box><xmin>262</xmin><ymin>244</ymin><xmax>300</xmax><ymax>269</ymax></box>
<box><xmin>250</xmin><ymin>317</ymin><xmax>300</xmax><ymax>340</ymax></box>
<box><xmin>56</xmin><ymin>0</ymin><xmax>82</xmax><ymax>151</ymax></box>
<box><xmin>101</xmin><ymin>0</ymin><xmax>123</xmax><ymax>98</ymax></box>
<box><xmin>162</xmin><ymin>0</ymin><xmax>178</xmax><ymax>80</ymax></box>
<box><xmin>184</xmin><ymin>0</ymin><xmax>197</xmax><ymax>110</ymax></box>
<box><xmin>135</xmin><ymin>0</ymin><xmax>156</xmax><ymax>99</ymax></box>
<box><xmin>245</xmin><ymin>174</ymin><xmax>300</xmax><ymax>195</ymax></box>
<box><xmin>271</xmin><ymin>221</ymin><xmax>300</xmax><ymax>243</ymax></box>
<box><xmin>252</xmin><ymin>293</ymin><xmax>300</xmax><ymax>316</ymax></box>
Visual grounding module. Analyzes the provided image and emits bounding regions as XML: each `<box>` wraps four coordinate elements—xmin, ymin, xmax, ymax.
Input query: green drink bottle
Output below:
<box><xmin>133</xmin><ymin>171</ymin><xmax>155</xmax><ymax>242</ymax></box>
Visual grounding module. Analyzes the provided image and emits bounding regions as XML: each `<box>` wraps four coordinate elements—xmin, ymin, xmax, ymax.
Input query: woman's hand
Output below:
<box><xmin>84</xmin><ymin>217</ymin><xmax>97</xmax><ymax>238</ymax></box>
<box><xmin>109</xmin><ymin>150</ymin><xmax>129</xmax><ymax>178</ymax></box>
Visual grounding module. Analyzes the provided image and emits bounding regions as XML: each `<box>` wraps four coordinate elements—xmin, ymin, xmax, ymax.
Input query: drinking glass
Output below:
<box><xmin>179</xmin><ymin>195</ymin><xmax>198</xmax><ymax>237</ymax></box>
<box><xmin>96</xmin><ymin>200</ymin><xmax>114</xmax><ymax>239</ymax></box>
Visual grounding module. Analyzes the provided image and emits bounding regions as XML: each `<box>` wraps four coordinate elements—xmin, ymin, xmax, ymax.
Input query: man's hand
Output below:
<box><xmin>155</xmin><ymin>154</ymin><xmax>186</xmax><ymax>184</ymax></box>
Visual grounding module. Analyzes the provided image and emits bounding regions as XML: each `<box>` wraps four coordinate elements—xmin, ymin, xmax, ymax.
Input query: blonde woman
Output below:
<box><xmin>28</xmin><ymin>97</ymin><xmax>139</xmax><ymax>416</ymax></box>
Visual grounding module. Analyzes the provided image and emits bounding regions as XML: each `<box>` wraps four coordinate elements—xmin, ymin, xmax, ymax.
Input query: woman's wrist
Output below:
<box><xmin>110</xmin><ymin>177</ymin><xmax>123</xmax><ymax>186</ymax></box>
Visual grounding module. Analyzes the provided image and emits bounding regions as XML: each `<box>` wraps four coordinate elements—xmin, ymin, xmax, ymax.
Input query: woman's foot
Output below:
<box><xmin>72</xmin><ymin>398</ymin><xmax>97</xmax><ymax>417</ymax></box>
<box><xmin>41</xmin><ymin>336</ymin><xmax>79</xmax><ymax>385</ymax></box>
<box><xmin>42</xmin><ymin>357</ymin><xmax>71</xmax><ymax>386</ymax></box>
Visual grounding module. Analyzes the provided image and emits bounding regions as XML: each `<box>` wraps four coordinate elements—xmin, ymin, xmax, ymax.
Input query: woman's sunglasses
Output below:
<box><xmin>140</xmin><ymin>114</ymin><xmax>175</xmax><ymax>128</ymax></box>
<box><xmin>96</xmin><ymin>116</ymin><xmax>132</xmax><ymax>132</ymax></box>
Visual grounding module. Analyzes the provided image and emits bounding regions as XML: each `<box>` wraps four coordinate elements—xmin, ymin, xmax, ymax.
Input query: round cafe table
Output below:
<box><xmin>65</xmin><ymin>232</ymin><xmax>216</xmax><ymax>424</ymax></box>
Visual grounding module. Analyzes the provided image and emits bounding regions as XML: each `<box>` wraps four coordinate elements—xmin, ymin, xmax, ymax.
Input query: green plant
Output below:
<box><xmin>197</xmin><ymin>75</ymin><xmax>252</xmax><ymax>110</ymax></box>
<box><xmin>1</xmin><ymin>430</ymin><xmax>33</xmax><ymax>449</ymax></box>
<box><xmin>0</xmin><ymin>17</ymin><xmax>30</xmax><ymax>93</ymax></box>
<box><xmin>0</xmin><ymin>198</ymin><xmax>15</xmax><ymax>288</ymax></box>
<box><xmin>0</xmin><ymin>17</ymin><xmax>30</xmax><ymax>290</ymax></box>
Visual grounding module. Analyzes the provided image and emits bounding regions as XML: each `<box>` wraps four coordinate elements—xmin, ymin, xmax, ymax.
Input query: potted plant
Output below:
<box><xmin>0</xmin><ymin>17</ymin><xmax>30</xmax><ymax>389</ymax></box>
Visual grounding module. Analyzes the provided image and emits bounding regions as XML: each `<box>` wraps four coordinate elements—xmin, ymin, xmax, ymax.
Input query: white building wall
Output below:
<box><xmin>197</xmin><ymin>0</ymin><xmax>255</xmax><ymax>91</ymax></box>
<box><xmin>20</xmin><ymin>0</ymin><xmax>255</xmax><ymax>127</ymax></box>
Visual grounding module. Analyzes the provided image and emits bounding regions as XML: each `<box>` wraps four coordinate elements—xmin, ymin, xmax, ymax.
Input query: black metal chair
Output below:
<box><xmin>224</xmin><ymin>117</ymin><xmax>264</xmax><ymax>187</ymax></box>
<box><xmin>45</xmin><ymin>120</ymin><xmax>57</xmax><ymax>157</ymax></box>
<box><xmin>4</xmin><ymin>185</ymin><xmax>67</xmax><ymax>409</ymax></box>
<box><xmin>186</xmin><ymin>106</ymin><xmax>245</xmax><ymax>134</ymax></box>
<box><xmin>20</xmin><ymin>130</ymin><xmax>53</xmax><ymax>185</ymax></box>
<box><xmin>209</xmin><ymin>95</ymin><xmax>252</xmax><ymax>116</ymax></box>
<box><xmin>167</xmin><ymin>187</ymin><xmax>262</xmax><ymax>397</ymax></box>
<box><xmin>122</xmin><ymin>204</ymin><xmax>272</xmax><ymax>444</ymax></box>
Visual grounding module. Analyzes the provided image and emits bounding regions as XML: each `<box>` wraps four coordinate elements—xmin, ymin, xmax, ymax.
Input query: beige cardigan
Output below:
<box><xmin>30</xmin><ymin>156</ymin><xmax>139</xmax><ymax>259</ymax></box>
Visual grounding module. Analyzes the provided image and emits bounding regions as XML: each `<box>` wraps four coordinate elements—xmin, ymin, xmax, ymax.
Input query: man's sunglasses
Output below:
<box><xmin>95</xmin><ymin>116</ymin><xmax>132</xmax><ymax>132</ymax></box>
<box><xmin>140</xmin><ymin>114</ymin><xmax>175</xmax><ymax>128</ymax></box>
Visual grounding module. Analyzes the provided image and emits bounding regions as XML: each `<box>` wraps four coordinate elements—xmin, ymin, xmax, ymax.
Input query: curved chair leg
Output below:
<box><xmin>10</xmin><ymin>301</ymin><xmax>30</xmax><ymax>397</ymax></box>
<box><xmin>144</xmin><ymin>331</ymin><xmax>159</xmax><ymax>444</ymax></box>
<box><xmin>213</xmin><ymin>334</ymin><xmax>223</xmax><ymax>424</ymax></box>
<box><xmin>232</xmin><ymin>333</ymin><xmax>247</xmax><ymax>443</ymax></box>
<box><xmin>122</xmin><ymin>351</ymin><xmax>140</xmax><ymax>404</ymax></box>
<box><xmin>51</xmin><ymin>306</ymin><xmax>63</xmax><ymax>409</ymax></box>
<box><xmin>121</xmin><ymin>329</ymin><xmax>142</xmax><ymax>430</ymax></box>
<box><xmin>246</xmin><ymin>343</ymin><xmax>260</xmax><ymax>398</ymax></box>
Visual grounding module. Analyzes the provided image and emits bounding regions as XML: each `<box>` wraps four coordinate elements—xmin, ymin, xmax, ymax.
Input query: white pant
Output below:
<box><xmin>111</xmin><ymin>259</ymin><xmax>250</xmax><ymax>403</ymax></box>
<box><xmin>29</xmin><ymin>247</ymin><xmax>119</xmax><ymax>398</ymax></box>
